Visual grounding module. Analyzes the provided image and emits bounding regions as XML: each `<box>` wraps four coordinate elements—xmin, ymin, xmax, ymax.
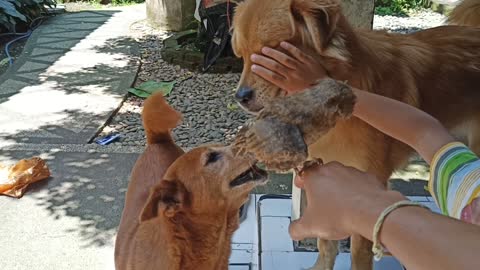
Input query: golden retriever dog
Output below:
<box><xmin>114</xmin><ymin>92</ymin><xmax>268</xmax><ymax>270</ymax></box>
<box><xmin>231</xmin><ymin>0</ymin><xmax>480</xmax><ymax>269</ymax></box>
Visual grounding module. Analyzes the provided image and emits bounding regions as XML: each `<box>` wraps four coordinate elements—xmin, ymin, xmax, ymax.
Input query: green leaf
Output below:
<box><xmin>8</xmin><ymin>15</ymin><xmax>17</xmax><ymax>28</ymax></box>
<box><xmin>0</xmin><ymin>14</ymin><xmax>14</xmax><ymax>31</ymax></box>
<box><xmin>0</xmin><ymin>13</ymin><xmax>9</xmax><ymax>23</ymax></box>
<box><xmin>137</xmin><ymin>80</ymin><xmax>175</xmax><ymax>95</ymax></box>
<box><xmin>0</xmin><ymin>58</ymin><xmax>9</xmax><ymax>67</ymax></box>
<box><xmin>0</xmin><ymin>1</ymin><xmax>27</xmax><ymax>22</ymax></box>
<box><xmin>43</xmin><ymin>0</ymin><xmax>57</xmax><ymax>8</ymax></box>
<box><xmin>5</xmin><ymin>0</ymin><xmax>21</xmax><ymax>8</ymax></box>
<box><xmin>128</xmin><ymin>81</ymin><xmax>176</xmax><ymax>98</ymax></box>
<box><xmin>227</xmin><ymin>103</ymin><xmax>239</xmax><ymax>111</ymax></box>
<box><xmin>127</xmin><ymin>88</ymin><xmax>151</xmax><ymax>98</ymax></box>
<box><xmin>21</xmin><ymin>0</ymin><xmax>38</xmax><ymax>6</ymax></box>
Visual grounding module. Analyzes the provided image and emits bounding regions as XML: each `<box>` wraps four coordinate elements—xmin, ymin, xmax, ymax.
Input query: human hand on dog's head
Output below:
<box><xmin>250</xmin><ymin>41</ymin><xmax>328</xmax><ymax>94</ymax></box>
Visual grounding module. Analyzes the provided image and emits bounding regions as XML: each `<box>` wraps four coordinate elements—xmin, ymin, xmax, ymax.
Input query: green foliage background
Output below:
<box><xmin>375</xmin><ymin>0</ymin><xmax>432</xmax><ymax>15</ymax></box>
<box><xmin>58</xmin><ymin>0</ymin><xmax>145</xmax><ymax>5</ymax></box>
<box><xmin>0</xmin><ymin>0</ymin><xmax>57</xmax><ymax>32</ymax></box>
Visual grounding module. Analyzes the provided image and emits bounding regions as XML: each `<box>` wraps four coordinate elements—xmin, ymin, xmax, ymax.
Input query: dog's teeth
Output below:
<box><xmin>249</xmin><ymin>171</ymin><xmax>254</xmax><ymax>178</ymax></box>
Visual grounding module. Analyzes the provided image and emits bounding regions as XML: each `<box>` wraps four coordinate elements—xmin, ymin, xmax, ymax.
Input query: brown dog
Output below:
<box><xmin>114</xmin><ymin>92</ymin><xmax>268</xmax><ymax>270</ymax></box>
<box><xmin>231</xmin><ymin>0</ymin><xmax>480</xmax><ymax>269</ymax></box>
<box><xmin>115</xmin><ymin>92</ymin><xmax>184</xmax><ymax>269</ymax></box>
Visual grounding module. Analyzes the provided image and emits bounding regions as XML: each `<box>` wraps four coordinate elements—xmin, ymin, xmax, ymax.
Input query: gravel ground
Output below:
<box><xmin>97</xmin><ymin>19</ymin><xmax>247</xmax><ymax>148</ymax></box>
<box><xmin>96</xmin><ymin>10</ymin><xmax>447</xmax><ymax>148</ymax></box>
<box><xmin>374</xmin><ymin>9</ymin><xmax>447</xmax><ymax>33</ymax></box>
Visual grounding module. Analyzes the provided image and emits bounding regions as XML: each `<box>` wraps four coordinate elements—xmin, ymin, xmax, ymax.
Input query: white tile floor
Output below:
<box><xmin>229</xmin><ymin>194</ymin><xmax>441</xmax><ymax>270</ymax></box>
<box><xmin>229</xmin><ymin>265</ymin><xmax>252</xmax><ymax>270</ymax></box>
<box><xmin>229</xmin><ymin>195</ymin><xmax>259</xmax><ymax>270</ymax></box>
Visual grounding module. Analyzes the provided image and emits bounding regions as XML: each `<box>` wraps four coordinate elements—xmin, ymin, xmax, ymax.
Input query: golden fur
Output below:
<box><xmin>115</xmin><ymin>93</ymin><xmax>266</xmax><ymax>270</ymax></box>
<box><xmin>231</xmin><ymin>0</ymin><xmax>480</xmax><ymax>269</ymax></box>
<box><xmin>448</xmin><ymin>0</ymin><xmax>480</xmax><ymax>27</ymax></box>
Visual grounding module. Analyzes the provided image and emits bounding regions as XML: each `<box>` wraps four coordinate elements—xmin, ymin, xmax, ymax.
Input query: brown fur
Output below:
<box><xmin>233</xmin><ymin>79</ymin><xmax>356</xmax><ymax>172</ymax></box>
<box><xmin>114</xmin><ymin>92</ymin><xmax>266</xmax><ymax>270</ymax></box>
<box><xmin>231</xmin><ymin>0</ymin><xmax>480</xmax><ymax>269</ymax></box>
<box><xmin>448</xmin><ymin>0</ymin><xmax>480</xmax><ymax>27</ymax></box>
<box><xmin>115</xmin><ymin>92</ymin><xmax>184</xmax><ymax>270</ymax></box>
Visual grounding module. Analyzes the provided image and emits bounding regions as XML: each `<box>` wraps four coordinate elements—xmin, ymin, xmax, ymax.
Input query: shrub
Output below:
<box><xmin>59</xmin><ymin>0</ymin><xmax>145</xmax><ymax>5</ymax></box>
<box><xmin>109</xmin><ymin>0</ymin><xmax>145</xmax><ymax>5</ymax></box>
<box><xmin>0</xmin><ymin>0</ymin><xmax>57</xmax><ymax>32</ymax></box>
<box><xmin>375</xmin><ymin>0</ymin><xmax>432</xmax><ymax>15</ymax></box>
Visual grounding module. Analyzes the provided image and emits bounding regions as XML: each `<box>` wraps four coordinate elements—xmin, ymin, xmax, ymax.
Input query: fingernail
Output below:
<box><xmin>280</xmin><ymin>41</ymin><xmax>289</xmax><ymax>48</ymax></box>
<box><xmin>250</xmin><ymin>54</ymin><xmax>258</xmax><ymax>61</ymax></box>
<box><xmin>261</xmin><ymin>47</ymin><xmax>270</xmax><ymax>54</ymax></box>
<box><xmin>251</xmin><ymin>64</ymin><xmax>258</xmax><ymax>71</ymax></box>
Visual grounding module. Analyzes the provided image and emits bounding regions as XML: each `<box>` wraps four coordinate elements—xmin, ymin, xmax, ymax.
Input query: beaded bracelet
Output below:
<box><xmin>372</xmin><ymin>200</ymin><xmax>431</xmax><ymax>261</ymax></box>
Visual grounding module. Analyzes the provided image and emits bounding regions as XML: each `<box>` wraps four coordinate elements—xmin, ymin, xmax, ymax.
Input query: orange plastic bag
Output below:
<box><xmin>0</xmin><ymin>157</ymin><xmax>51</xmax><ymax>198</ymax></box>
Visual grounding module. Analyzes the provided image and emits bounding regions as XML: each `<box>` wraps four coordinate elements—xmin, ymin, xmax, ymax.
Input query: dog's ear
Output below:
<box><xmin>140</xmin><ymin>180</ymin><xmax>189</xmax><ymax>222</ymax></box>
<box><xmin>290</xmin><ymin>0</ymin><xmax>341</xmax><ymax>53</ymax></box>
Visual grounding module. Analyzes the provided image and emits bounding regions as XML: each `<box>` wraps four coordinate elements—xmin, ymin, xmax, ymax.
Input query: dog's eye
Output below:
<box><xmin>205</xmin><ymin>151</ymin><xmax>222</xmax><ymax>165</ymax></box>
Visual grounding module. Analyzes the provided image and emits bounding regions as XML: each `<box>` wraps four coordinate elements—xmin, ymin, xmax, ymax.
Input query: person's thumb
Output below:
<box><xmin>293</xmin><ymin>175</ymin><xmax>304</xmax><ymax>189</ymax></box>
<box><xmin>289</xmin><ymin>212</ymin><xmax>316</xmax><ymax>241</ymax></box>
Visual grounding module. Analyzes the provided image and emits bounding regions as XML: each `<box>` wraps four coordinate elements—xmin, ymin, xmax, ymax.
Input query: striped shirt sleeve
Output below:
<box><xmin>428</xmin><ymin>142</ymin><xmax>480</xmax><ymax>220</ymax></box>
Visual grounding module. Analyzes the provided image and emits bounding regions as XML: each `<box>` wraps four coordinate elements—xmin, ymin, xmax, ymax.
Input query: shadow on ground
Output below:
<box><xmin>0</xmin><ymin>10</ymin><xmax>139</xmax><ymax>144</ymax></box>
<box><xmin>0</xmin><ymin>109</ymin><xmax>142</xmax><ymax>248</ymax></box>
<box><xmin>0</xmin><ymin>10</ymin><xmax>142</xmax><ymax>248</ymax></box>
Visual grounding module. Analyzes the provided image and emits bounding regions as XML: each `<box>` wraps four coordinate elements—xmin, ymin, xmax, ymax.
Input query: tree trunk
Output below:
<box><xmin>340</xmin><ymin>0</ymin><xmax>375</xmax><ymax>29</ymax></box>
<box><xmin>146</xmin><ymin>0</ymin><xmax>196</xmax><ymax>31</ymax></box>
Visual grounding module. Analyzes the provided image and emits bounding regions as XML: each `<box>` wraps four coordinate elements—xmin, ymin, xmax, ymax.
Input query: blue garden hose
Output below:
<box><xmin>2</xmin><ymin>16</ymin><xmax>46</xmax><ymax>66</ymax></box>
<box><xmin>4</xmin><ymin>30</ymin><xmax>32</xmax><ymax>66</ymax></box>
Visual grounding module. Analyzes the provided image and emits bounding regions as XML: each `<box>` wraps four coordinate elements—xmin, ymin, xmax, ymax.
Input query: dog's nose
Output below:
<box><xmin>235</xmin><ymin>86</ymin><xmax>254</xmax><ymax>104</ymax></box>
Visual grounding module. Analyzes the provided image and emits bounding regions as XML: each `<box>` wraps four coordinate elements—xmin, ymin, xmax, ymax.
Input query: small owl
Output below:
<box><xmin>233</xmin><ymin>79</ymin><xmax>357</xmax><ymax>172</ymax></box>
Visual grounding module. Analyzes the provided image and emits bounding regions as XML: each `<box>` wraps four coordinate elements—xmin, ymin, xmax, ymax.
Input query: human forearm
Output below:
<box><xmin>352</xmin><ymin>88</ymin><xmax>454</xmax><ymax>164</ymax></box>
<box><xmin>290</xmin><ymin>163</ymin><xmax>480</xmax><ymax>270</ymax></box>
<box><xmin>348</xmin><ymin>192</ymin><xmax>480</xmax><ymax>270</ymax></box>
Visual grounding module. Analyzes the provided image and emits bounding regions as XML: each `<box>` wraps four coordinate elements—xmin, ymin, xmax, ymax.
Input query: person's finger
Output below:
<box><xmin>251</xmin><ymin>64</ymin><xmax>289</xmax><ymax>89</ymax></box>
<box><xmin>289</xmin><ymin>213</ymin><xmax>316</xmax><ymax>241</ymax></box>
<box><xmin>300</xmin><ymin>162</ymin><xmax>328</xmax><ymax>180</ymax></box>
<box><xmin>280</xmin><ymin>42</ymin><xmax>310</xmax><ymax>64</ymax></box>
<box><xmin>261</xmin><ymin>47</ymin><xmax>298</xmax><ymax>69</ymax></box>
<box><xmin>251</xmin><ymin>53</ymin><xmax>291</xmax><ymax>77</ymax></box>
<box><xmin>302</xmin><ymin>160</ymin><xmax>324</xmax><ymax>174</ymax></box>
<box><xmin>294</xmin><ymin>175</ymin><xmax>304</xmax><ymax>189</ymax></box>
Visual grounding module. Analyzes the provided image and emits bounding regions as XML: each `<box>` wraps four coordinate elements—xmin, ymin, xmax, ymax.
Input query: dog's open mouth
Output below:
<box><xmin>230</xmin><ymin>165</ymin><xmax>268</xmax><ymax>187</ymax></box>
